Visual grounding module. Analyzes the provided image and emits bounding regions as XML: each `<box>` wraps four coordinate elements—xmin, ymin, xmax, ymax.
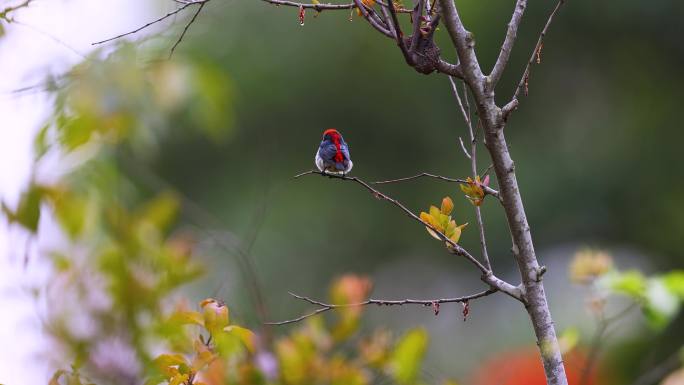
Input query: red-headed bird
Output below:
<box><xmin>315</xmin><ymin>128</ymin><xmax>353</xmax><ymax>175</ymax></box>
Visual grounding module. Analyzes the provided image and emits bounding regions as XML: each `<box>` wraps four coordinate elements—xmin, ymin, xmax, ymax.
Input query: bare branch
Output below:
<box><xmin>261</xmin><ymin>0</ymin><xmax>409</xmax><ymax>13</ymax></box>
<box><xmin>294</xmin><ymin>171</ymin><xmax>488</xmax><ymax>270</ymax></box>
<box><xmin>266</xmin><ymin>288</ymin><xmax>496</xmax><ymax>325</ymax></box>
<box><xmin>91</xmin><ymin>1</ymin><xmax>208</xmax><ymax>45</ymax></box>
<box><xmin>435</xmin><ymin>59</ymin><xmax>463</xmax><ymax>78</ymax></box>
<box><xmin>489</xmin><ymin>0</ymin><xmax>527</xmax><ymax>87</ymax></box>
<box><xmin>371</xmin><ymin>173</ymin><xmax>501</xmax><ymax>203</ymax></box>
<box><xmin>437</xmin><ymin>0</ymin><xmax>483</xmax><ymax>83</ymax></box>
<box><xmin>448</xmin><ymin>75</ymin><xmax>470</xmax><ymax>127</ymax></box>
<box><xmin>0</xmin><ymin>0</ymin><xmax>32</xmax><ymax>18</ymax></box>
<box><xmin>447</xmin><ymin>75</ymin><xmax>492</xmax><ymax>271</ymax></box>
<box><xmin>168</xmin><ymin>2</ymin><xmax>206</xmax><ymax>58</ymax></box>
<box><xmin>458</xmin><ymin>136</ymin><xmax>471</xmax><ymax>159</ymax></box>
<box><xmin>292</xmin><ymin>170</ymin><xmax>520</xmax><ymax>299</ymax></box>
<box><xmin>409</xmin><ymin>0</ymin><xmax>426</xmax><ymax>51</ymax></box>
<box><xmin>352</xmin><ymin>0</ymin><xmax>393</xmax><ymax>38</ymax></box>
<box><xmin>378</xmin><ymin>1</ymin><xmax>397</xmax><ymax>36</ymax></box>
<box><xmin>382</xmin><ymin>0</ymin><xmax>414</xmax><ymax>64</ymax></box>
<box><xmin>503</xmin><ymin>0</ymin><xmax>565</xmax><ymax>118</ymax></box>
<box><xmin>261</xmin><ymin>0</ymin><xmax>355</xmax><ymax>11</ymax></box>
<box><xmin>11</xmin><ymin>20</ymin><xmax>87</xmax><ymax>59</ymax></box>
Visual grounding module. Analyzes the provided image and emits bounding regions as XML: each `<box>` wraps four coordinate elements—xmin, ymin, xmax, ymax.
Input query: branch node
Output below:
<box><xmin>535</xmin><ymin>265</ymin><xmax>547</xmax><ymax>281</ymax></box>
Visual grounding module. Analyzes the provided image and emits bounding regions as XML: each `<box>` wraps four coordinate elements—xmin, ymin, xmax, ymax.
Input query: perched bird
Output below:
<box><xmin>315</xmin><ymin>128</ymin><xmax>353</xmax><ymax>175</ymax></box>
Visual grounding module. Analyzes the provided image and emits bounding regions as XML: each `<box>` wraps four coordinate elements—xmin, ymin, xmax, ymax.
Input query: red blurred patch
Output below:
<box><xmin>470</xmin><ymin>347</ymin><xmax>602</xmax><ymax>385</ymax></box>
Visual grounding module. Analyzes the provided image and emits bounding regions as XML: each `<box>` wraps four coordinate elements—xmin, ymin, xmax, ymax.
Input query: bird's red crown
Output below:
<box><xmin>322</xmin><ymin>128</ymin><xmax>340</xmax><ymax>138</ymax></box>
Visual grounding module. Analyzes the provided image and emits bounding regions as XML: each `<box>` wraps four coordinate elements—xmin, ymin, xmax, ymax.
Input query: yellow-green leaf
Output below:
<box><xmin>224</xmin><ymin>325</ymin><xmax>256</xmax><ymax>353</ymax></box>
<box><xmin>154</xmin><ymin>353</ymin><xmax>188</xmax><ymax>370</ymax></box>
<box><xmin>389</xmin><ymin>328</ymin><xmax>428</xmax><ymax>385</ymax></box>
<box><xmin>429</xmin><ymin>205</ymin><xmax>440</xmax><ymax>219</ymax></box>
<box><xmin>169</xmin><ymin>310</ymin><xmax>204</xmax><ymax>326</ymax></box>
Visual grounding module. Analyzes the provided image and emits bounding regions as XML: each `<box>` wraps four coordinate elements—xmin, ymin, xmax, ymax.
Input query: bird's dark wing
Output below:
<box><xmin>340</xmin><ymin>142</ymin><xmax>351</xmax><ymax>161</ymax></box>
<box><xmin>339</xmin><ymin>142</ymin><xmax>352</xmax><ymax>169</ymax></box>
<box><xmin>318</xmin><ymin>141</ymin><xmax>338</xmax><ymax>162</ymax></box>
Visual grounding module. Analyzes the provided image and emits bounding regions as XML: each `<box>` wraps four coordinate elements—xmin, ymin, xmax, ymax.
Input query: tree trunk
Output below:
<box><xmin>479</xmin><ymin>100</ymin><xmax>569</xmax><ymax>385</ymax></box>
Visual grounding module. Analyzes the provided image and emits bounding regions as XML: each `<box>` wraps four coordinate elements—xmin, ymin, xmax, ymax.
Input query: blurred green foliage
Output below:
<box><xmin>2</xmin><ymin>0</ymin><xmax>684</xmax><ymax>383</ymax></box>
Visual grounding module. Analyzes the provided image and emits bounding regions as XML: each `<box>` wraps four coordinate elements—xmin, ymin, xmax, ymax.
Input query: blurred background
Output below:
<box><xmin>1</xmin><ymin>0</ymin><xmax>683</xmax><ymax>384</ymax></box>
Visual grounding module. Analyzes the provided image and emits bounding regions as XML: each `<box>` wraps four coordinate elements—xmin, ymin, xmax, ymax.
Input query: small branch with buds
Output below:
<box><xmin>502</xmin><ymin>0</ymin><xmax>566</xmax><ymax>119</ymax></box>
<box><xmin>372</xmin><ymin>173</ymin><xmax>502</xmax><ymax>203</ymax></box>
<box><xmin>292</xmin><ymin>170</ymin><xmax>521</xmax><ymax>300</ymax></box>
<box><xmin>266</xmin><ymin>289</ymin><xmax>496</xmax><ymax>325</ymax></box>
<box><xmin>447</xmin><ymin>75</ymin><xmax>493</xmax><ymax>271</ymax></box>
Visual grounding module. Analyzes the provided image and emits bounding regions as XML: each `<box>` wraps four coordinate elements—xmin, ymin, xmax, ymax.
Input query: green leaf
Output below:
<box><xmin>52</xmin><ymin>191</ymin><xmax>88</xmax><ymax>239</ymax></box>
<box><xmin>138</xmin><ymin>191</ymin><xmax>179</xmax><ymax>232</ymax></box>
<box><xmin>601</xmin><ymin>270</ymin><xmax>647</xmax><ymax>299</ymax></box>
<box><xmin>389</xmin><ymin>328</ymin><xmax>428</xmax><ymax>385</ymax></box>
<box><xmin>224</xmin><ymin>325</ymin><xmax>256</xmax><ymax>353</ymax></box>
<box><xmin>153</xmin><ymin>353</ymin><xmax>188</xmax><ymax>371</ymax></box>
<box><xmin>58</xmin><ymin>114</ymin><xmax>96</xmax><ymax>151</ymax></box>
<box><xmin>558</xmin><ymin>327</ymin><xmax>580</xmax><ymax>353</ymax></box>
<box><xmin>2</xmin><ymin>184</ymin><xmax>43</xmax><ymax>232</ymax></box>
<box><xmin>34</xmin><ymin>122</ymin><xmax>51</xmax><ymax>160</ymax></box>
<box><xmin>169</xmin><ymin>310</ymin><xmax>204</xmax><ymax>326</ymax></box>
<box><xmin>428</xmin><ymin>205</ymin><xmax>440</xmax><ymax>219</ymax></box>
<box><xmin>661</xmin><ymin>271</ymin><xmax>684</xmax><ymax>299</ymax></box>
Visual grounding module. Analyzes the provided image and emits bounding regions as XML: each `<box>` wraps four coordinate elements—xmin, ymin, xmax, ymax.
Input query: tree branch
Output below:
<box><xmin>168</xmin><ymin>1</ymin><xmax>206</xmax><ymax>58</ymax></box>
<box><xmin>0</xmin><ymin>0</ymin><xmax>32</xmax><ymax>19</ymax></box>
<box><xmin>489</xmin><ymin>0</ymin><xmax>527</xmax><ymax>87</ymax></box>
<box><xmin>292</xmin><ymin>170</ymin><xmax>521</xmax><ymax>299</ymax></box>
<box><xmin>502</xmin><ymin>0</ymin><xmax>565</xmax><ymax>118</ymax></box>
<box><xmin>437</xmin><ymin>0</ymin><xmax>483</xmax><ymax>84</ymax></box>
<box><xmin>448</xmin><ymin>75</ymin><xmax>493</xmax><ymax>271</ymax></box>
<box><xmin>91</xmin><ymin>0</ymin><xmax>209</xmax><ymax>45</ymax></box>
<box><xmin>372</xmin><ymin>173</ymin><xmax>501</xmax><ymax>203</ymax></box>
<box><xmin>266</xmin><ymin>289</ymin><xmax>496</xmax><ymax>325</ymax></box>
<box><xmin>382</xmin><ymin>0</ymin><xmax>414</xmax><ymax>65</ymax></box>
<box><xmin>435</xmin><ymin>59</ymin><xmax>463</xmax><ymax>78</ymax></box>
<box><xmin>261</xmin><ymin>0</ymin><xmax>356</xmax><ymax>11</ymax></box>
<box><xmin>352</xmin><ymin>0</ymin><xmax>394</xmax><ymax>38</ymax></box>
<box><xmin>409</xmin><ymin>0</ymin><xmax>426</xmax><ymax>51</ymax></box>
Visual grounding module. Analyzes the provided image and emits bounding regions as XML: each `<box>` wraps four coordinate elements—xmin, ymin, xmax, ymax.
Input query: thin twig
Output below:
<box><xmin>11</xmin><ymin>20</ymin><xmax>87</xmax><ymax>59</ymax></box>
<box><xmin>266</xmin><ymin>289</ymin><xmax>496</xmax><ymax>325</ymax></box>
<box><xmin>409</xmin><ymin>0</ymin><xmax>426</xmax><ymax>51</ymax></box>
<box><xmin>458</xmin><ymin>137</ymin><xmax>472</xmax><ymax>159</ymax></box>
<box><xmin>261</xmin><ymin>0</ymin><xmax>356</xmax><ymax>11</ymax></box>
<box><xmin>448</xmin><ymin>75</ymin><xmax>470</xmax><ymax>127</ymax></box>
<box><xmin>383</xmin><ymin>0</ymin><xmax>414</xmax><ymax>64</ymax></box>
<box><xmin>502</xmin><ymin>0</ymin><xmax>565</xmax><ymax>118</ymax></box>
<box><xmin>292</xmin><ymin>170</ymin><xmax>521</xmax><ymax>300</ymax></box>
<box><xmin>294</xmin><ymin>171</ymin><xmax>489</xmax><ymax>272</ymax></box>
<box><xmin>448</xmin><ymin>75</ymin><xmax>492</xmax><ymax>271</ymax></box>
<box><xmin>489</xmin><ymin>0</ymin><xmax>528</xmax><ymax>87</ymax></box>
<box><xmin>168</xmin><ymin>2</ymin><xmax>206</xmax><ymax>58</ymax></box>
<box><xmin>0</xmin><ymin>0</ymin><xmax>32</xmax><ymax>18</ymax></box>
<box><xmin>92</xmin><ymin>1</ymin><xmax>207</xmax><ymax>45</ymax></box>
<box><xmin>351</xmin><ymin>0</ymin><xmax>393</xmax><ymax>38</ymax></box>
<box><xmin>580</xmin><ymin>302</ymin><xmax>638</xmax><ymax>385</ymax></box>
<box><xmin>372</xmin><ymin>173</ymin><xmax>502</xmax><ymax>202</ymax></box>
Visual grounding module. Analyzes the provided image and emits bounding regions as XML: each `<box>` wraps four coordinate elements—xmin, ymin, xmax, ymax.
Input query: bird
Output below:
<box><xmin>315</xmin><ymin>128</ymin><xmax>353</xmax><ymax>175</ymax></box>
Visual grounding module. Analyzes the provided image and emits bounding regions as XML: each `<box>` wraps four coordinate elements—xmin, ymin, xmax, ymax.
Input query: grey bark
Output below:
<box><xmin>438</xmin><ymin>0</ymin><xmax>569</xmax><ymax>384</ymax></box>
